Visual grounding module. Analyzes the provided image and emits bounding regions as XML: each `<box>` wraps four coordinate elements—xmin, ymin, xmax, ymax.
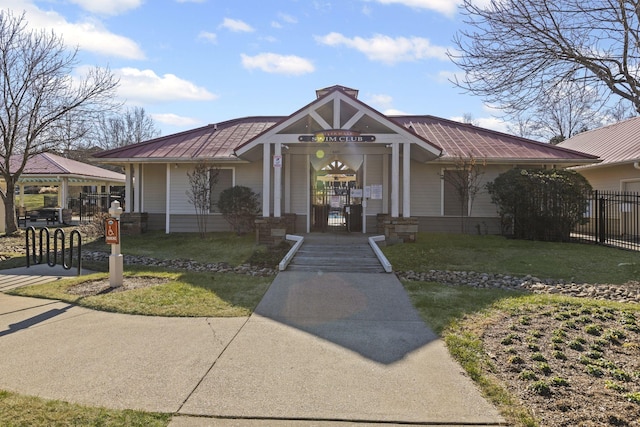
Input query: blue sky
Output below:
<box><xmin>2</xmin><ymin>0</ymin><xmax>506</xmax><ymax>137</ymax></box>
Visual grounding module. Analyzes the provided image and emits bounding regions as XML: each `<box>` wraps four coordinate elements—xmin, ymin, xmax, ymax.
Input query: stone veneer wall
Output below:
<box><xmin>120</xmin><ymin>212</ymin><xmax>148</xmax><ymax>235</ymax></box>
<box><xmin>377</xmin><ymin>214</ymin><xmax>418</xmax><ymax>243</ymax></box>
<box><xmin>255</xmin><ymin>214</ymin><xmax>297</xmax><ymax>246</ymax></box>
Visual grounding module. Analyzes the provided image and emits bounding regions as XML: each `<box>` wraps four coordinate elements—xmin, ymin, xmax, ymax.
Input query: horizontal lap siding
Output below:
<box><xmin>365</xmin><ymin>154</ymin><xmax>383</xmax><ymax>215</ymax></box>
<box><xmin>169</xmin><ymin>214</ymin><xmax>233</xmax><ymax>233</ymax></box>
<box><xmin>143</xmin><ymin>164</ymin><xmax>166</xmax><ymax>213</ymax></box>
<box><xmin>578</xmin><ymin>166</ymin><xmax>640</xmax><ymax>192</ymax></box>
<box><xmin>411</xmin><ymin>163</ymin><xmax>440</xmax><ymax>216</ymax></box>
<box><xmin>290</xmin><ymin>155</ymin><xmax>308</xmax><ymax>214</ymax></box>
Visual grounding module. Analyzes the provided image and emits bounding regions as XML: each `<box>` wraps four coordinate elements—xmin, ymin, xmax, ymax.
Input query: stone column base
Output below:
<box><xmin>377</xmin><ymin>214</ymin><xmax>418</xmax><ymax>243</ymax></box>
<box><xmin>255</xmin><ymin>214</ymin><xmax>297</xmax><ymax>246</ymax></box>
<box><xmin>120</xmin><ymin>212</ymin><xmax>148</xmax><ymax>235</ymax></box>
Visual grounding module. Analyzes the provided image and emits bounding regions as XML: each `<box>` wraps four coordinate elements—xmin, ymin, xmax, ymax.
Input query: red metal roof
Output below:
<box><xmin>93</xmin><ymin>90</ymin><xmax>598</xmax><ymax>165</ymax></box>
<box><xmin>558</xmin><ymin>116</ymin><xmax>640</xmax><ymax>167</ymax></box>
<box><xmin>94</xmin><ymin>117</ymin><xmax>282</xmax><ymax>161</ymax></box>
<box><xmin>393</xmin><ymin>116</ymin><xmax>599</xmax><ymax>163</ymax></box>
<box><xmin>10</xmin><ymin>153</ymin><xmax>124</xmax><ymax>181</ymax></box>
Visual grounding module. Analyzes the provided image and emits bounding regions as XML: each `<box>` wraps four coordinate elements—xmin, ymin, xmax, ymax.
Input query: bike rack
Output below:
<box><xmin>25</xmin><ymin>227</ymin><xmax>82</xmax><ymax>276</ymax></box>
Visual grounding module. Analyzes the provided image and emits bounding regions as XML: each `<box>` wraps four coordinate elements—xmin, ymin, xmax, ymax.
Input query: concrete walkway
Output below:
<box><xmin>0</xmin><ymin>267</ymin><xmax>505</xmax><ymax>426</ymax></box>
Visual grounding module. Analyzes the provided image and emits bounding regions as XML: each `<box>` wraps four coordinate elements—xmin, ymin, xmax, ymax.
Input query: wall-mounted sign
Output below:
<box><xmin>273</xmin><ymin>154</ymin><xmax>282</xmax><ymax>168</ymax></box>
<box><xmin>350</xmin><ymin>188</ymin><xmax>363</xmax><ymax>198</ymax></box>
<box><xmin>298</xmin><ymin>130</ymin><xmax>376</xmax><ymax>143</ymax></box>
<box><xmin>371</xmin><ymin>184</ymin><xmax>383</xmax><ymax>200</ymax></box>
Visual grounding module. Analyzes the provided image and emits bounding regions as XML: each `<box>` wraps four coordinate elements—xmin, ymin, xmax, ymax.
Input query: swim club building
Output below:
<box><xmin>93</xmin><ymin>85</ymin><xmax>599</xmax><ymax>242</ymax></box>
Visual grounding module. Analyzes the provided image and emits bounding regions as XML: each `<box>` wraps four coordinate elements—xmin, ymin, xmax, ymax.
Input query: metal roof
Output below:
<box><xmin>558</xmin><ymin>116</ymin><xmax>640</xmax><ymax>167</ymax></box>
<box><xmin>9</xmin><ymin>152</ymin><xmax>125</xmax><ymax>182</ymax></box>
<box><xmin>393</xmin><ymin>116</ymin><xmax>599</xmax><ymax>163</ymax></box>
<box><xmin>94</xmin><ymin>118</ymin><xmax>281</xmax><ymax>162</ymax></box>
<box><xmin>93</xmin><ymin>86</ymin><xmax>598</xmax><ymax>166</ymax></box>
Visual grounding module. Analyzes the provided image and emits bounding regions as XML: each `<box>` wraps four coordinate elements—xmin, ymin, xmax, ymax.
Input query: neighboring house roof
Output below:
<box><xmin>93</xmin><ymin>85</ymin><xmax>599</xmax><ymax>166</ymax></box>
<box><xmin>558</xmin><ymin>116</ymin><xmax>640</xmax><ymax>169</ymax></box>
<box><xmin>8</xmin><ymin>152</ymin><xmax>125</xmax><ymax>183</ymax></box>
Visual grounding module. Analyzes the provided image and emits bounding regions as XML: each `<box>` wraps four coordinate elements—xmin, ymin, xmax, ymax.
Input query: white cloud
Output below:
<box><xmin>241</xmin><ymin>53</ymin><xmax>315</xmax><ymax>76</ymax></box>
<box><xmin>315</xmin><ymin>32</ymin><xmax>449</xmax><ymax>64</ymax></box>
<box><xmin>277</xmin><ymin>12</ymin><xmax>298</xmax><ymax>24</ymax></box>
<box><xmin>384</xmin><ymin>108</ymin><xmax>410</xmax><ymax>115</ymax></box>
<box><xmin>371</xmin><ymin>0</ymin><xmax>459</xmax><ymax>17</ymax></box>
<box><xmin>69</xmin><ymin>0</ymin><xmax>143</xmax><ymax>15</ymax></box>
<box><xmin>3</xmin><ymin>1</ymin><xmax>144</xmax><ymax>59</ymax></box>
<box><xmin>151</xmin><ymin>113</ymin><xmax>202</xmax><ymax>128</ymax></box>
<box><xmin>198</xmin><ymin>31</ymin><xmax>217</xmax><ymax>44</ymax></box>
<box><xmin>368</xmin><ymin>94</ymin><xmax>394</xmax><ymax>109</ymax></box>
<box><xmin>219</xmin><ymin>18</ymin><xmax>255</xmax><ymax>33</ymax></box>
<box><xmin>114</xmin><ymin>67</ymin><xmax>218</xmax><ymax>103</ymax></box>
<box><xmin>450</xmin><ymin>115</ymin><xmax>510</xmax><ymax>133</ymax></box>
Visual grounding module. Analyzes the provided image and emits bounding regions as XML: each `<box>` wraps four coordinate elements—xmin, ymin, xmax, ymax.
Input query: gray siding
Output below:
<box><xmin>143</xmin><ymin>164</ymin><xmax>167</xmax><ymax>213</ymax></box>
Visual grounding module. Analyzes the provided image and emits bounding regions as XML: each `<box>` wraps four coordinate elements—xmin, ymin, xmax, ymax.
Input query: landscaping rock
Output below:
<box><xmin>395</xmin><ymin>270</ymin><xmax>640</xmax><ymax>303</ymax></box>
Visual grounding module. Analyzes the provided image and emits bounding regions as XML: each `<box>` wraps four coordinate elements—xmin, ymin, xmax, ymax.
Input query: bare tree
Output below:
<box><xmin>95</xmin><ymin>106</ymin><xmax>160</xmax><ymax>150</ymax></box>
<box><xmin>443</xmin><ymin>154</ymin><xmax>485</xmax><ymax>233</ymax></box>
<box><xmin>526</xmin><ymin>81</ymin><xmax>604</xmax><ymax>143</ymax></box>
<box><xmin>0</xmin><ymin>10</ymin><xmax>118</xmax><ymax>235</ymax></box>
<box><xmin>186</xmin><ymin>162</ymin><xmax>219</xmax><ymax>238</ymax></box>
<box><xmin>450</xmin><ymin>0</ymin><xmax>640</xmax><ymax>116</ymax></box>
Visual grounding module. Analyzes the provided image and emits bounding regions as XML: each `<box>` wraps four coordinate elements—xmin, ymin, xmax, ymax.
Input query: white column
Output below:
<box><xmin>134</xmin><ymin>163</ymin><xmax>142</xmax><ymax>213</ymax></box>
<box><xmin>274</xmin><ymin>142</ymin><xmax>282</xmax><ymax>217</ymax></box>
<box><xmin>165</xmin><ymin>163</ymin><xmax>171</xmax><ymax>234</ymax></box>
<box><xmin>362</xmin><ymin>154</ymin><xmax>367</xmax><ymax>233</ymax></box>
<box><xmin>19</xmin><ymin>184</ymin><xmax>25</xmax><ymax>207</ymax></box>
<box><xmin>262</xmin><ymin>143</ymin><xmax>271</xmax><ymax>217</ymax></box>
<box><xmin>306</xmin><ymin>154</ymin><xmax>311</xmax><ymax>233</ymax></box>
<box><xmin>382</xmin><ymin>154</ymin><xmax>389</xmax><ymax>214</ymax></box>
<box><xmin>59</xmin><ymin>177</ymin><xmax>69</xmax><ymax>209</ymax></box>
<box><xmin>125</xmin><ymin>164</ymin><xmax>133</xmax><ymax>213</ymax></box>
<box><xmin>391</xmin><ymin>142</ymin><xmax>399</xmax><ymax>217</ymax></box>
<box><xmin>284</xmin><ymin>152</ymin><xmax>291</xmax><ymax>213</ymax></box>
<box><xmin>403</xmin><ymin>141</ymin><xmax>411</xmax><ymax>217</ymax></box>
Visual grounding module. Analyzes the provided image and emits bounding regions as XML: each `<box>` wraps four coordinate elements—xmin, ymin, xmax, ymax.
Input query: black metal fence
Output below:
<box><xmin>574</xmin><ymin>190</ymin><xmax>640</xmax><ymax>251</ymax></box>
<box><xmin>67</xmin><ymin>193</ymin><xmax>124</xmax><ymax>222</ymax></box>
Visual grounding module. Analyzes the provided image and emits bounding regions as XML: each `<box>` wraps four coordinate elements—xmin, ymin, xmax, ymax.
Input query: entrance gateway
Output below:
<box><xmin>312</xmin><ymin>159</ymin><xmax>363</xmax><ymax>233</ymax></box>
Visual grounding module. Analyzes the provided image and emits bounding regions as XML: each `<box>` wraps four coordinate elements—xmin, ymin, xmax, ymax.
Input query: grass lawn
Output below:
<box><xmin>10</xmin><ymin>268</ymin><xmax>271</xmax><ymax>317</ymax></box>
<box><xmin>382</xmin><ymin>232</ymin><xmax>640</xmax><ymax>284</ymax></box>
<box><xmin>83</xmin><ymin>230</ymin><xmax>258</xmax><ymax>267</ymax></box>
<box><xmin>0</xmin><ymin>390</ymin><xmax>170</xmax><ymax>427</ymax></box>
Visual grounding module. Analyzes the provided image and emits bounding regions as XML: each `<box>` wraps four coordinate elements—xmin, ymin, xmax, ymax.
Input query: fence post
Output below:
<box><xmin>598</xmin><ymin>196</ymin><xmax>606</xmax><ymax>244</ymax></box>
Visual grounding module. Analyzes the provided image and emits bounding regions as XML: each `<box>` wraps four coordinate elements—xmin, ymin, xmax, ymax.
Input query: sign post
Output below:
<box><xmin>107</xmin><ymin>201</ymin><xmax>123</xmax><ymax>288</ymax></box>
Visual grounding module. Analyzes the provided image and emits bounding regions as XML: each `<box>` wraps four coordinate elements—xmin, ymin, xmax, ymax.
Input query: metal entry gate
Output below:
<box><xmin>312</xmin><ymin>181</ymin><xmax>362</xmax><ymax>232</ymax></box>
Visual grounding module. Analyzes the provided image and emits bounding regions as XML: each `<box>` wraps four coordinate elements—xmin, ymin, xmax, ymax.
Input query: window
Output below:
<box><xmin>210</xmin><ymin>168</ymin><xmax>233</xmax><ymax>212</ymax></box>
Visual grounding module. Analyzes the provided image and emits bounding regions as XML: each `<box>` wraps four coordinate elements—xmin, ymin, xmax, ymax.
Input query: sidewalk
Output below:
<box><xmin>0</xmin><ymin>269</ymin><xmax>506</xmax><ymax>426</ymax></box>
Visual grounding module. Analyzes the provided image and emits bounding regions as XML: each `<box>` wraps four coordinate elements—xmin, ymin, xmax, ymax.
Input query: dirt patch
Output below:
<box><xmin>481</xmin><ymin>304</ymin><xmax>640</xmax><ymax>426</ymax></box>
<box><xmin>66</xmin><ymin>277</ymin><xmax>171</xmax><ymax>297</ymax></box>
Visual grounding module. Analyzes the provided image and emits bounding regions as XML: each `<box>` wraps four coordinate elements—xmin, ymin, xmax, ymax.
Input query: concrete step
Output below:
<box><xmin>287</xmin><ymin>240</ymin><xmax>385</xmax><ymax>273</ymax></box>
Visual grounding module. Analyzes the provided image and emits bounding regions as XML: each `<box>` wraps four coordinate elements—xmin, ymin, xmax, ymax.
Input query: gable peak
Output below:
<box><xmin>316</xmin><ymin>85</ymin><xmax>359</xmax><ymax>99</ymax></box>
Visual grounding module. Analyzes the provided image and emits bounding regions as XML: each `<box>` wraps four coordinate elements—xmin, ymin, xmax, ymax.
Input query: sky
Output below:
<box><xmin>0</xmin><ymin>0</ymin><xmax>507</xmax><ymax>138</ymax></box>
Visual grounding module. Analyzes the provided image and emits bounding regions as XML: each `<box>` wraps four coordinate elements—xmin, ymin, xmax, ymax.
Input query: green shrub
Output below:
<box><xmin>625</xmin><ymin>392</ymin><xmax>640</xmax><ymax>404</ymax></box>
<box><xmin>519</xmin><ymin>369</ymin><xmax>538</xmax><ymax>381</ymax></box>
<box><xmin>528</xmin><ymin>380</ymin><xmax>552</xmax><ymax>396</ymax></box>
<box><xmin>585</xmin><ymin>365</ymin><xmax>604</xmax><ymax>377</ymax></box>
<box><xmin>551</xmin><ymin>377</ymin><xmax>569</xmax><ymax>387</ymax></box>
<box><xmin>217</xmin><ymin>186</ymin><xmax>261</xmax><ymax>235</ymax></box>
<box><xmin>486</xmin><ymin>168</ymin><xmax>592</xmax><ymax>241</ymax></box>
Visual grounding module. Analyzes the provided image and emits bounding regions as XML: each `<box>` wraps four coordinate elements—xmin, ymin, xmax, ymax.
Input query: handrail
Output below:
<box><xmin>369</xmin><ymin>235</ymin><xmax>393</xmax><ymax>273</ymax></box>
<box><xmin>279</xmin><ymin>234</ymin><xmax>304</xmax><ymax>271</ymax></box>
